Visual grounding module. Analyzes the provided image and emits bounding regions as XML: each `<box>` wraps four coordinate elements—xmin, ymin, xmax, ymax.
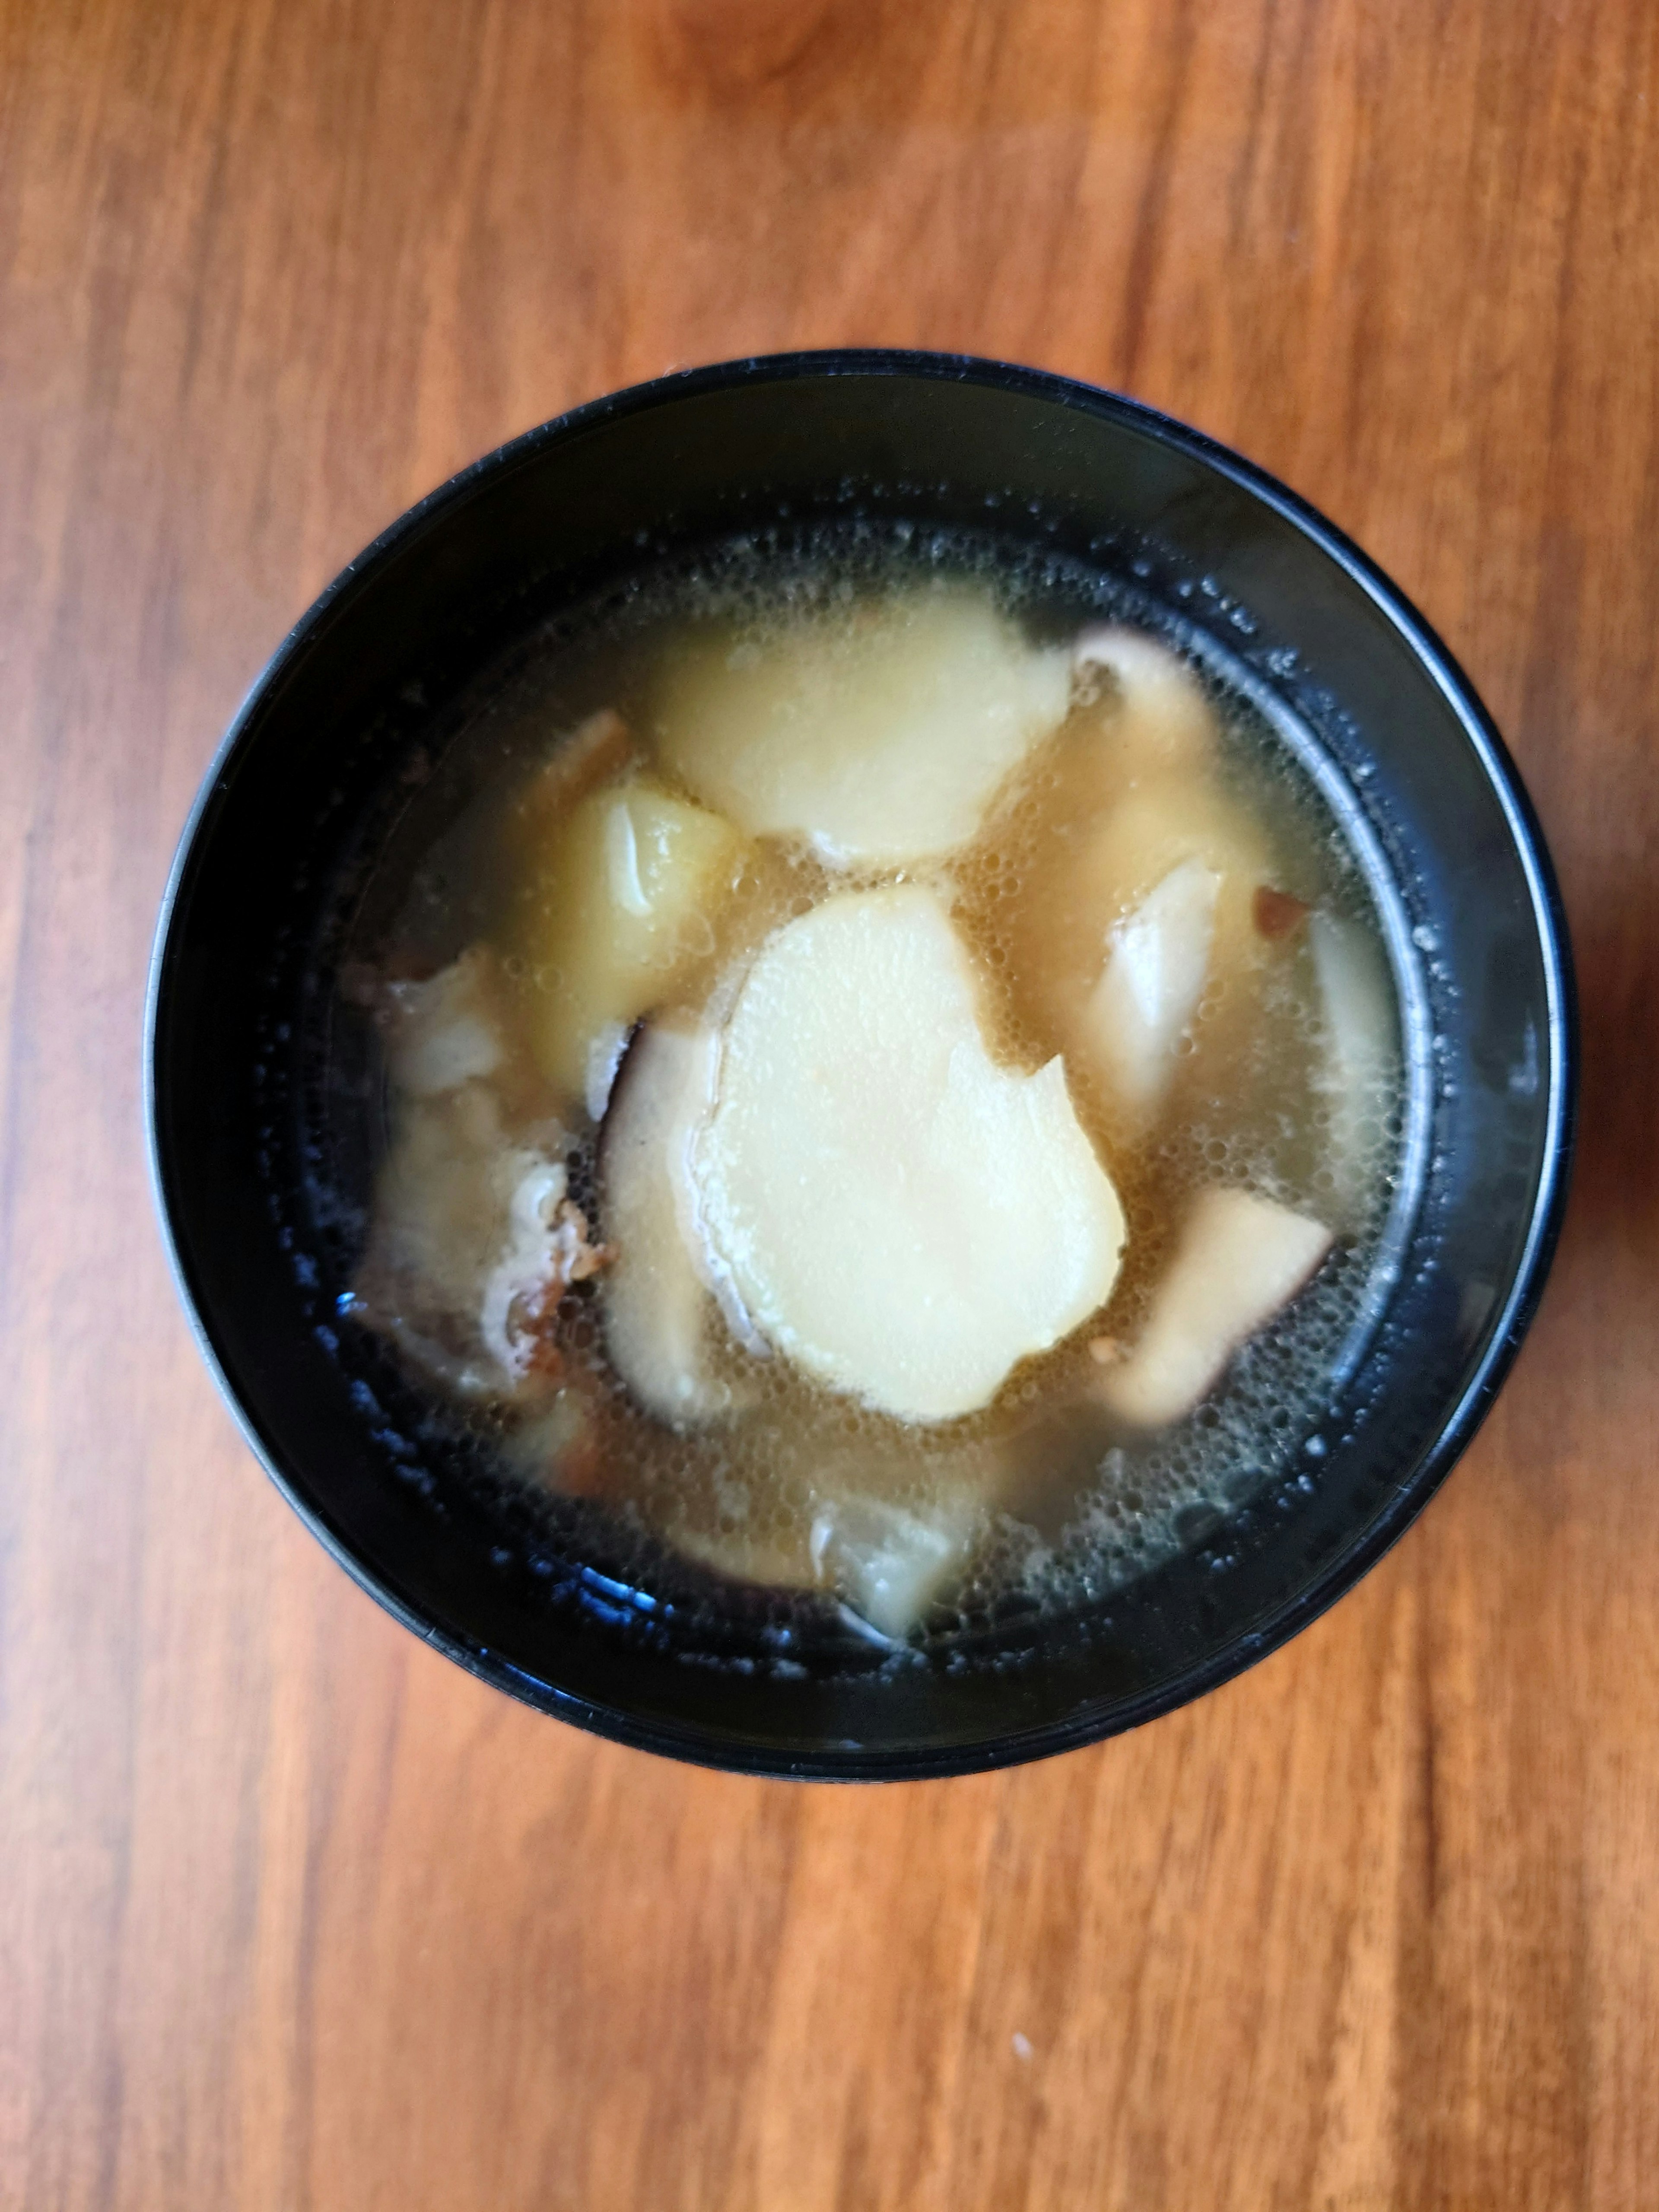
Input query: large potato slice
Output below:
<box><xmin>645</xmin><ymin>584</ymin><xmax>1071</xmax><ymax>867</ymax></box>
<box><xmin>691</xmin><ymin>885</ymin><xmax>1126</xmax><ymax>1421</ymax></box>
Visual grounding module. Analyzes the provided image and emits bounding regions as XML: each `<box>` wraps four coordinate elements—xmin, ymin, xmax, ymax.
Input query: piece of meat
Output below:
<box><xmin>375</xmin><ymin>945</ymin><xmax>508</xmax><ymax>1097</ymax></box>
<box><xmin>1252</xmin><ymin>886</ymin><xmax>1311</xmax><ymax>942</ymax></box>
<box><xmin>348</xmin><ymin>1072</ymin><xmax>597</xmax><ymax>1404</ymax></box>
<box><xmin>478</xmin><ymin>1157</ymin><xmax>610</xmax><ymax>1382</ymax></box>
<box><xmin>499</xmin><ymin>1368</ymin><xmax>613</xmax><ymax>1497</ymax></box>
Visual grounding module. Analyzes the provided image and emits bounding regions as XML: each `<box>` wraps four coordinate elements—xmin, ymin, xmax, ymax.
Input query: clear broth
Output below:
<box><xmin>331</xmin><ymin>524</ymin><xmax>1403</xmax><ymax>1636</ymax></box>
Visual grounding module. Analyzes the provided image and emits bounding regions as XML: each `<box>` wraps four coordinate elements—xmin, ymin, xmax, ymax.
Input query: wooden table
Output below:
<box><xmin>4</xmin><ymin>2</ymin><xmax>1655</xmax><ymax>2204</ymax></box>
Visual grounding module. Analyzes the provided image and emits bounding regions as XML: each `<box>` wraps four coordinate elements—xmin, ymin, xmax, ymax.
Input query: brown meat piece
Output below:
<box><xmin>1252</xmin><ymin>885</ymin><xmax>1311</xmax><ymax>941</ymax></box>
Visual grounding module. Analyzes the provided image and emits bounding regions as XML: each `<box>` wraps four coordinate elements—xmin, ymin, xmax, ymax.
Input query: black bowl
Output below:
<box><xmin>147</xmin><ymin>350</ymin><xmax>1574</xmax><ymax>1780</ymax></box>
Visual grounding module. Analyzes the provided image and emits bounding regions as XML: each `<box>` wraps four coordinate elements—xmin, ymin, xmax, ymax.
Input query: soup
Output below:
<box><xmin>332</xmin><ymin>528</ymin><xmax>1402</xmax><ymax>1642</ymax></box>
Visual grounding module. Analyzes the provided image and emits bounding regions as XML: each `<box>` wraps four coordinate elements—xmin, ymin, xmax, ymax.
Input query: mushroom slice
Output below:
<box><xmin>1309</xmin><ymin>912</ymin><xmax>1400</xmax><ymax>1221</ymax></box>
<box><xmin>598</xmin><ymin>1014</ymin><xmax>743</xmax><ymax>1427</ymax></box>
<box><xmin>691</xmin><ymin>885</ymin><xmax>1125</xmax><ymax>1422</ymax></box>
<box><xmin>1071</xmin><ymin>624</ymin><xmax>1217</xmax><ymax>773</ymax></box>
<box><xmin>810</xmin><ymin>1496</ymin><xmax>980</xmax><ymax>1641</ymax></box>
<box><xmin>1099</xmin><ymin>1185</ymin><xmax>1334</xmax><ymax>1429</ymax></box>
<box><xmin>1081</xmin><ymin>856</ymin><xmax>1221</xmax><ymax>1115</ymax></box>
<box><xmin>1010</xmin><ymin>764</ymin><xmax>1276</xmax><ymax>1107</ymax></box>
<box><xmin>646</xmin><ymin>583</ymin><xmax>1071</xmax><ymax>868</ymax></box>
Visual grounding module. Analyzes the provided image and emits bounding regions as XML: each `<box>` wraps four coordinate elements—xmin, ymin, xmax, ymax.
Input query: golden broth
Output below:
<box><xmin>337</xmin><ymin>528</ymin><xmax>1402</xmax><ymax>1636</ymax></box>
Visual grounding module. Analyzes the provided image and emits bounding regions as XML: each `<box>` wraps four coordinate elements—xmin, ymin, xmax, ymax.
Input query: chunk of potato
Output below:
<box><xmin>644</xmin><ymin>584</ymin><xmax>1071</xmax><ymax>867</ymax></box>
<box><xmin>505</xmin><ymin>709</ymin><xmax>638</xmax><ymax>850</ymax></box>
<box><xmin>503</xmin><ymin>773</ymin><xmax>746</xmax><ymax>1110</ymax></box>
<box><xmin>657</xmin><ymin>1430</ymin><xmax>1011</xmax><ymax>1632</ymax></box>
<box><xmin>691</xmin><ymin>884</ymin><xmax>1126</xmax><ymax>1421</ymax></box>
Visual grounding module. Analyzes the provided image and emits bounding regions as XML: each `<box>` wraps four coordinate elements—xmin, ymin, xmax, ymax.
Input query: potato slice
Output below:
<box><xmin>1098</xmin><ymin>1185</ymin><xmax>1333</xmax><ymax>1428</ymax></box>
<box><xmin>691</xmin><ymin>885</ymin><xmax>1126</xmax><ymax>1421</ymax></box>
<box><xmin>598</xmin><ymin>1014</ymin><xmax>744</xmax><ymax>1427</ymax></box>
<box><xmin>505</xmin><ymin>773</ymin><xmax>745</xmax><ymax>1110</ymax></box>
<box><xmin>645</xmin><ymin>584</ymin><xmax>1071</xmax><ymax>867</ymax></box>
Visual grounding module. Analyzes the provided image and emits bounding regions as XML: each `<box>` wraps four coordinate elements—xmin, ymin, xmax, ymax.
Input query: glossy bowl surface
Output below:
<box><xmin>147</xmin><ymin>351</ymin><xmax>1574</xmax><ymax>1778</ymax></box>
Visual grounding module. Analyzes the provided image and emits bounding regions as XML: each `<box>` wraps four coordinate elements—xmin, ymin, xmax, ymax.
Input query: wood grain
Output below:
<box><xmin>3</xmin><ymin>1</ymin><xmax>1656</xmax><ymax>2204</ymax></box>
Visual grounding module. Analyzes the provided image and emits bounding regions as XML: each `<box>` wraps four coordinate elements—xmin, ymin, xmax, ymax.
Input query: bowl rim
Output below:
<box><xmin>146</xmin><ymin>347</ymin><xmax>1578</xmax><ymax>1780</ymax></box>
